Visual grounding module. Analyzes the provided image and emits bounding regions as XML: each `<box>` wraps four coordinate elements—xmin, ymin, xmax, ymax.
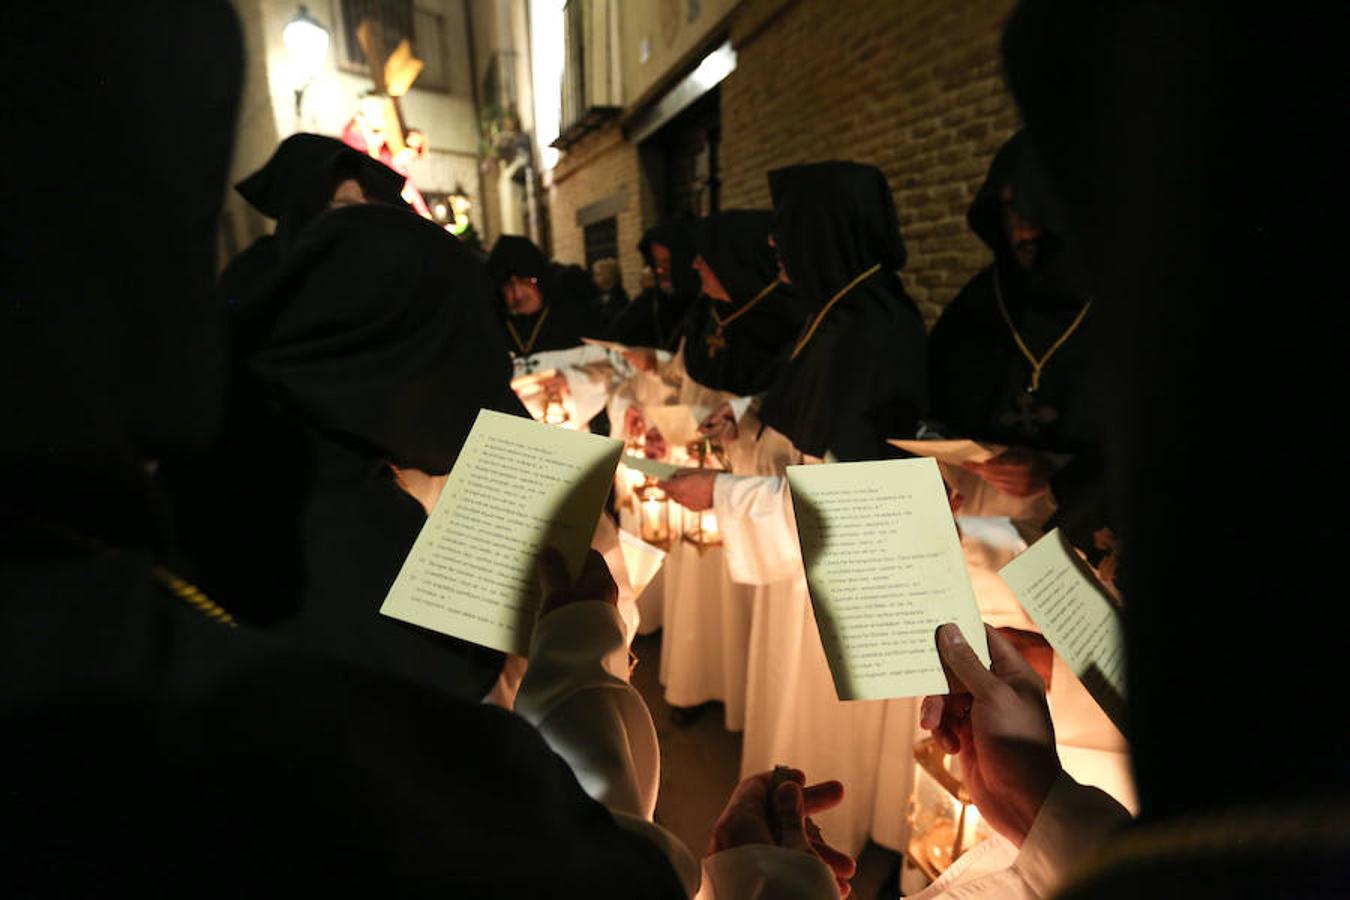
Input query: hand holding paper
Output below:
<box><xmin>622</xmin><ymin>453</ymin><xmax>681</xmax><ymax>480</ymax></box>
<box><xmin>537</xmin><ymin>547</ymin><xmax>617</xmax><ymax>616</ymax></box>
<box><xmin>380</xmin><ymin>410</ymin><xmax>623</xmax><ymax>655</ymax></box>
<box><xmin>888</xmin><ymin>438</ymin><xmax>1006</xmax><ymax>467</ymax></box>
<box><xmin>786</xmin><ymin>458</ymin><xmax>988</xmax><ymax>700</ymax></box>
<box><xmin>661</xmin><ymin>469</ymin><xmax>718</xmax><ymax>512</ymax></box>
<box><xmin>998</xmin><ymin>529</ymin><xmax>1128</xmax><ymax>735</ymax></box>
<box><xmin>926</xmin><ymin>623</ymin><xmax>1063</xmax><ymax>847</ymax></box>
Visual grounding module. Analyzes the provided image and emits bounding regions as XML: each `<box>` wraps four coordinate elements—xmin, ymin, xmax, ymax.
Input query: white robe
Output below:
<box><xmin>713</xmin><ymin>425</ymin><xmax>919</xmax><ymax>858</ymax></box>
<box><xmin>712</xmin><ymin>441</ymin><xmax>1137</xmax><ymax>864</ymax></box>
<box><xmin>904</xmin><ymin>772</ymin><xmax>1130</xmax><ymax>900</ymax></box>
<box><xmin>517</xmin><ymin>598</ymin><xmax>841</xmax><ymax>898</ymax></box>
<box><xmin>655</xmin><ymin>349</ymin><xmax>758</xmax><ymax>730</ymax></box>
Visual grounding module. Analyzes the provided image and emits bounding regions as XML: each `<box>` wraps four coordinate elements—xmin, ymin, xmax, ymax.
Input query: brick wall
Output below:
<box><xmin>543</xmin><ymin>0</ymin><xmax>1019</xmax><ymax>323</ymax></box>
<box><xmin>547</xmin><ymin>121</ymin><xmax>648</xmax><ymax>293</ymax></box>
<box><xmin>721</xmin><ymin>0</ymin><xmax>1018</xmax><ymax>323</ymax></box>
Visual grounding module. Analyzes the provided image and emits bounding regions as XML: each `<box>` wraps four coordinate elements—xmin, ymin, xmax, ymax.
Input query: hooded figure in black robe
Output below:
<box><xmin>487</xmin><ymin>234</ymin><xmax>600</xmax><ymax>356</ymax></box>
<box><xmin>608</xmin><ymin>220</ymin><xmax>700</xmax><ymax>351</ymax></box>
<box><xmin>165</xmin><ymin>206</ymin><xmax>525</xmax><ymax>698</ymax></box>
<box><xmin>0</xmin><ymin>6</ymin><xmax>685</xmax><ymax>896</ymax></box>
<box><xmin>221</xmin><ymin>133</ymin><xmax>409</xmax><ymax>310</ymax></box>
<box><xmin>591</xmin><ymin>257</ymin><xmax>630</xmax><ymax>331</ymax></box>
<box><xmin>683</xmin><ymin>210</ymin><xmax>806</xmax><ymax>396</ymax></box>
<box><xmin>757</xmin><ymin>162</ymin><xmax>928</xmax><ymax>461</ymax></box>
<box><xmin>998</xmin><ymin>1</ymin><xmax>1349</xmax><ymax>895</ymax></box>
<box><xmin>928</xmin><ymin>129</ymin><xmax>1108</xmax><ymax>554</ymax></box>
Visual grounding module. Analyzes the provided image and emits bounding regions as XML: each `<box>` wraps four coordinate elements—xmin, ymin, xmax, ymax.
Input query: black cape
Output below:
<box><xmin>1005</xmin><ymin>1</ymin><xmax>1349</xmax><ymax>895</ymax></box>
<box><xmin>594</xmin><ymin>283</ymin><xmax>631</xmax><ymax>332</ymax></box>
<box><xmin>928</xmin><ymin>131</ymin><xmax>1107</xmax><ymax>550</ymax></box>
<box><xmin>222</xmin><ymin>133</ymin><xmax>408</xmax><ymax>309</ymax></box>
<box><xmin>165</xmin><ymin>206</ymin><xmax>525</xmax><ymax>696</ymax></box>
<box><xmin>758</xmin><ymin>162</ymin><xmax>928</xmax><ymax>460</ymax></box>
<box><xmin>2</xmin><ymin>4</ymin><xmax>682</xmax><ymax>896</ymax></box>
<box><xmin>488</xmin><ymin>235</ymin><xmax>600</xmax><ymax>354</ymax></box>
<box><xmin>608</xmin><ymin>221</ymin><xmax>699</xmax><ymax>351</ymax></box>
<box><xmin>683</xmin><ymin>209</ymin><xmax>806</xmax><ymax>396</ymax></box>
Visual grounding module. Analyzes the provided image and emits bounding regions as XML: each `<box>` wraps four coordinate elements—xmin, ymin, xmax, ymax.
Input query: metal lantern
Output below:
<box><xmin>542</xmin><ymin>386</ymin><xmax>570</xmax><ymax>426</ymax></box>
<box><xmin>680</xmin><ymin>439</ymin><xmax>726</xmax><ymax>549</ymax></box>
<box><xmin>635</xmin><ymin>478</ymin><xmax>671</xmax><ymax>547</ymax></box>
<box><xmin>510</xmin><ymin>369</ymin><xmax>571</xmax><ymax>426</ymax></box>
<box><xmin>905</xmin><ymin>737</ymin><xmax>994</xmax><ymax>882</ymax></box>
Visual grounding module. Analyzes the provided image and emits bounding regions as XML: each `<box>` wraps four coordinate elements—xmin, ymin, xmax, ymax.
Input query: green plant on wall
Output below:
<box><xmin>479</xmin><ymin>102</ymin><xmax>526</xmax><ymax>163</ymax></box>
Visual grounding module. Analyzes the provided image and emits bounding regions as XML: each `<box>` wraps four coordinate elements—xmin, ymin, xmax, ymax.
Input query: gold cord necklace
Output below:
<box><xmin>707</xmin><ymin>281</ymin><xmax>779</xmax><ymax>357</ymax></box>
<box><xmin>148</xmin><ymin>564</ymin><xmax>238</xmax><ymax>628</ymax></box>
<box><xmin>10</xmin><ymin>513</ymin><xmax>238</xmax><ymax>628</ymax></box>
<box><xmin>992</xmin><ymin>269</ymin><xmax>1092</xmax><ymax>392</ymax></box>
<box><xmin>788</xmin><ymin>263</ymin><xmax>882</xmax><ymax>361</ymax></box>
<box><xmin>506</xmin><ymin>306</ymin><xmax>551</xmax><ymax>355</ymax></box>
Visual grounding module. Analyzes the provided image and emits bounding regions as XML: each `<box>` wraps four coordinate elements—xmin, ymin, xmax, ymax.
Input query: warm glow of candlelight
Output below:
<box><xmin>543</xmin><ymin>398</ymin><xmax>568</xmax><ymax>425</ymax></box>
<box><xmin>638</xmin><ymin>481</ymin><xmax>670</xmax><ymax>544</ymax></box>
<box><xmin>702</xmin><ymin>511</ymin><xmax>720</xmax><ymax>542</ymax></box>
<box><xmin>641</xmin><ymin>498</ymin><xmax>666</xmax><ymax>539</ymax></box>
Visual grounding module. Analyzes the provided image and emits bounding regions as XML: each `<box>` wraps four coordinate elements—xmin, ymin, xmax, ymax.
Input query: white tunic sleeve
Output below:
<box><xmin>905</xmin><ymin>771</ymin><xmax>1132</xmax><ymax>900</ymax></box>
<box><xmin>1013</xmin><ymin>771</ymin><xmax>1132</xmax><ymax>897</ymax></box>
<box><xmin>712</xmin><ymin>473</ymin><xmax>804</xmax><ymax>586</ymax></box>
<box><xmin>514</xmin><ymin>601</ymin><xmax>656</xmax><ymax>817</ymax></box>
<box><xmin>696</xmin><ymin>845</ymin><xmax>838</xmax><ymax>899</ymax></box>
<box><xmin>728</xmin><ymin>394</ymin><xmax>758</xmax><ymax>423</ymax></box>
<box><xmin>513</xmin><ymin>600</ymin><xmax>702</xmax><ymax>894</ymax></box>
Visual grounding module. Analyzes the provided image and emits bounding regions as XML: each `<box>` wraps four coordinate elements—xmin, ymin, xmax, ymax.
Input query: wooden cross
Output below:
<box><xmin>356</xmin><ymin>17</ymin><xmax>423</xmax><ymax>156</ymax></box>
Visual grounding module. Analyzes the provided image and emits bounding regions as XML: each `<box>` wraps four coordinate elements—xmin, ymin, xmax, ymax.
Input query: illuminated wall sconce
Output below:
<box><xmin>284</xmin><ymin>5</ymin><xmax>330</xmax><ymax>118</ymax></box>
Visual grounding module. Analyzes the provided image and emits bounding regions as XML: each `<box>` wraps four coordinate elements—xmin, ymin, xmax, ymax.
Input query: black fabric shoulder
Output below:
<box><xmin>239</xmin><ymin>204</ymin><xmax>522</xmax><ymax>473</ymax></box>
<box><xmin>1</xmin><ymin>559</ymin><xmax>685</xmax><ymax>897</ymax></box>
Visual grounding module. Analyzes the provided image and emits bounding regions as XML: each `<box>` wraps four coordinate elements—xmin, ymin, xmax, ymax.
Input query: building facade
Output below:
<box><xmin>225</xmin><ymin>0</ymin><xmax>535</xmax><ymax>258</ymax></box>
<box><xmin>534</xmin><ymin>0</ymin><xmax>1019</xmax><ymax>323</ymax></box>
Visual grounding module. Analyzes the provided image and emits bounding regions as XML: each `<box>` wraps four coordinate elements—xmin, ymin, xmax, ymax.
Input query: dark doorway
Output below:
<box><xmin>639</xmin><ymin>87</ymin><xmax>721</xmax><ymax>222</ymax></box>
<box><xmin>584</xmin><ymin>216</ymin><xmax>619</xmax><ymax>268</ymax></box>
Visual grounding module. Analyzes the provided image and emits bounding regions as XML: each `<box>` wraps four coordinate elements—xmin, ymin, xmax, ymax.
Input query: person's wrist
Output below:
<box><xmin>1004</xmin><ymin>756</ymin><xmax>1063</xmax><ymax>846</ymax></box>
<box><xmin>710</xmin><ymin>472</ymin><xmax>731</xmax><ymax>510</ymax></box>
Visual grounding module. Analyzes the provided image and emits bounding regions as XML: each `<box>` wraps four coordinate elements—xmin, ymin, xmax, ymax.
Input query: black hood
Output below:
<box><xmin>236</xmin><ymin>204</ymin><xmax>522</xmax><ymax>474</ymax></box>
<box><xmin>769</xmin><ymin>161</ymin><xmax>906</xmax><ymax>313</ymax></box>
<box><xmin>235</xmin><ymin>133</ymin><xmax>409</xmax><ymax>251</ymax></box>
<box><xmin>684</xmin><ymin>210</ymin><xmax>805</xmax><ymax>395</ymax></box>
<box><xmin>967</xmin><ymin>129</ymin><xmax>1066</xmax><ymax>253</ymax></box>
<box><xmin>968</xmin><ymin>129</ymin><xmax>1083</xmax><ymax>305</ymax></box>
<box><xmin>693</xmin><ymin>209</ymin><xmax>780</xmax><ymax>300</ymax></box>
<box><xmin>1</xmin><ymin>1</ymin><xmax>242</xmax><ymax>468</ymax></box>
<box><xmin>759</xmin><ymin>162</ymin><xmax>926</xmax><ymax>460</ymax></box>
<box><xmin>639</xmin><ymin>219</ymin><xmax>702</xmax><ymax>304</ymax></box>
<box><xmin>487</xmin><ymin>234</ymin><xmax>550</xmax><ymax>286</ymax></box>
<box><xmin>1004</xmin><ymin>0</ymin><xmax>1350</xmax><ymax>833</ymax></box>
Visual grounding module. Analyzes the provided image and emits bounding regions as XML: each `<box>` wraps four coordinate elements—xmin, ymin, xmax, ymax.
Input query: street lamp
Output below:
<box><xmin>284</xmin><ymin>5</ymin><xmax>330</xmax><ymax>118</ymax></box>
